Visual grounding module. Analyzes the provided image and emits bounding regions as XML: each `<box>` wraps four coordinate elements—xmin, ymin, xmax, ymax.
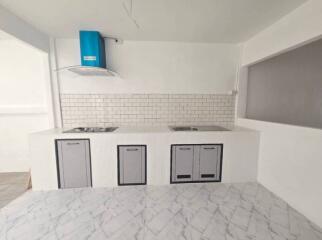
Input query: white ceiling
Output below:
<box><xmin>0</xmin><ymin>0</ymin><xmax>308</xmax><ymax>43</ymax></box>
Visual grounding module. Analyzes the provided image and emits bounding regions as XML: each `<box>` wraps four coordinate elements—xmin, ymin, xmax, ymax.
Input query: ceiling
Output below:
<box><xmin>0</xmin><ymin>0</ymin><xmax>308</xmax><ymax>43</ymax></box>
<box><xmin>0</xmin><ymin>29</ymin><xmax>13</xmax><ymax>39</ymax></box>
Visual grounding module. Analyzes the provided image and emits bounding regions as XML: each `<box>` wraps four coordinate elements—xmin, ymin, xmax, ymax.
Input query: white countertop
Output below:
<box><xmin>32</xmin><ymin>125</ymin><xmax>257</xmax><ymax>136</ymax></box>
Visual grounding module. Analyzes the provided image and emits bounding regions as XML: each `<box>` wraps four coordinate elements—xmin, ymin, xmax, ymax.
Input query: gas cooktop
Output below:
<box><xmin>63</xmin><ymin>127</ymin><xmax>118</xmax><ymax>133</ymax></box>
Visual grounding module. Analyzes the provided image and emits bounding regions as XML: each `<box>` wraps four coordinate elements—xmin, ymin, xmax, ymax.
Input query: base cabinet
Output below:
<box><xmin>199</xmin><ymin>145</ymin><xmax>221</xmax><ymax>181</ymax></box>
<box><xmin>171</xmin><ymin>145</ymin><xmax>194</xmax><ymax>182</ymax></box>
<box><xmin>171</xmin><ymin>144</ymin><xmax>222</xmax><ymax>183</ymax></box>
<box><xmin>118</xmin><ymin>145</ymin><xmax>146</xmax><ymax>185</ymax></box>
<box><xmin>56</xmin><ymin>139</ymin><xmax>92</xmax><ymax>189</ymax></box>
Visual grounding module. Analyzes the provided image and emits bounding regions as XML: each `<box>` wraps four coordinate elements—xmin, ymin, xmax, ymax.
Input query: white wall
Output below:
<box><xmin>241</xmin><ymin>0</ymin><xmax>322</xmax><ymax>66</ymax></box>
<box><xmin>237</xmin><ymin>118</ymin><xmax>322</xmax><ymax>228</ymax></box>
<box><xmin>0</xmin><ymin>115</ymin><xmax>50</xmax><ymax>172</ymax></box>
<box><xmin>0</xmin><ymin>39</ymin><xmax>52</xmax><ymax>172</ymax></box>
<box><xmin>0</xmin><ymin>5</ymin><xmax>49</xmax><ymax>52</ymax></box>
<box><xmin>236</xmin><ymin>66</ymin><xmax>248</xmax><ymax>118</ymax></box>
<box><xmin>237</xmin><ymin>0</ymin><xmax>322</xmax><ymax>228</ymax></box>
<box><xmin>0</xmin><ymin>40</ymin><xmax>49</xmax><ymax>107</ymax></box>
<box><xmin>56</xmin><ymin>39</ymin><xmax>241</xmax><ymax>94</ymax></box>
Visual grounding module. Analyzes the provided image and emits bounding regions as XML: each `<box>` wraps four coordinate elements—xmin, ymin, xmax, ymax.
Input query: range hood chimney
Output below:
<box><xmin>68</xmin><ymin>31</ymin><xmax>116</xmax><ymax>76</ymax></box>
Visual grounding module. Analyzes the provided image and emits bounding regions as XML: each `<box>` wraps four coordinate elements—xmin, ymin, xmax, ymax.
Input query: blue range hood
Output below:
<box><xmin>80</xmin><ymin>31</ymin><xmax>106</xmax><ymax>68</ymax></box>
<box><xmin>68</xmin><ymin>30</ymin><xmax>115</xmax><ymax>76</ymax></box>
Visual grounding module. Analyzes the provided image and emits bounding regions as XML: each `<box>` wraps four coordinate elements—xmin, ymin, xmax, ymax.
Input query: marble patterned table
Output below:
<box><xmin>0</xmin><ymin>182</ymin><xmax>321</xmax><ymax>240</ymax></box>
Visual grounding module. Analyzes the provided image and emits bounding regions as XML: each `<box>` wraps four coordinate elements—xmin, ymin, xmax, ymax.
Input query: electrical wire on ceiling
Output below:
<box><xmin>122</xmin><ymin>0</ymin><xmax>140</xmax><ymax>29</ymax></box>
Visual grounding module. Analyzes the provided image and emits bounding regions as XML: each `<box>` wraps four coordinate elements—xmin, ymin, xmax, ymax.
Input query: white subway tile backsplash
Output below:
<box><xmin>60</xmin><ymin>94</ymin><xmax>235</xmax><ymax>128</ymax></box>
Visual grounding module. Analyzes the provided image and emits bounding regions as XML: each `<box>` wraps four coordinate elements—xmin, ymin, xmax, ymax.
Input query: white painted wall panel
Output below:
<box><xmin>56</xmin><ymin>39</ymin><xmax>241</xmax><ymax>94</ymax></box>
<box><xmin>0</xmin><ymin>40</ymin><xmax>48</xmax><ymax>106</ymax></box>
<box><xmin>237</xmin><ymin>118</ymin><xmax>322</xmax><ymax>228</ymax></box>
<box><xmin>0</xmin><ymin>115</ymin><xmax>49</xmax><ymax>172</ymax></box>
<box><xmin>0</xmin><ymin>39</ymin><xmax>51</xmax><ymax>172</ymax></box>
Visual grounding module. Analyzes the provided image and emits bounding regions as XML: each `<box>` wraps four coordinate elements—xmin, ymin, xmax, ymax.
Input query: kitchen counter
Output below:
<box><xmin>33</xmin><ymin>125</ymin><xmax>255</xmax><ymax>135</ymax></box>
<box><xmin>29</xmin><ymin>126</ymin><xmax>260</xmax><ymax>191</ymax></box>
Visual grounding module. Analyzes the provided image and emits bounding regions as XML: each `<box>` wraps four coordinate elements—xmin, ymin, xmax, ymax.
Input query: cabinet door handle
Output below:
<box><xmin>177</xmin><ymin>175</ymin><xmax>191</xmax><ymax>179</ymax></box>
<box><xmin>179</xmin><ymin>147</ymin><xmax>191</xmax><ymax>151</ymax></box>
<box><xmin>203</xmin><ymin>147</ymin><xmax>215</xmax><ymax>150</ymax></box>
<box><xmin>126</xmin><ymin>148</ymin><xmax>139</xmax><ymax>151</ymax></box>
<box><xmin>67</xmin><ymin>142</ymin><xmax>80</xmax><ymax>145</ymax></box>
<box><xmin>201</xmin><ymin>174</ymin><xmax>215</xmax><ymax>178</ymax></box>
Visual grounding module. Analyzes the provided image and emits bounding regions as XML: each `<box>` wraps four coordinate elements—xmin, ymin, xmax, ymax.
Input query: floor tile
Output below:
<box><xmin>0</xmin><ymin>182</ymin><xmax>321</xmax><ymax>240</ymax></box>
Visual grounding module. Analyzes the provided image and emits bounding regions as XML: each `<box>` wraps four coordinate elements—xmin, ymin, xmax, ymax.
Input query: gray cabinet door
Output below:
<box><xmin>172</xmin><ymin>145</ymin><xmax>194</xmax><ymax>182</ymax></box>
<box><xmin>119</xmin><ymin>146</ymin><xmax>146</xmax><ymax>185</ymax></box>
<box><xmin>56</xmin><ymin>139</ymin><xmax>91</xmax><ymax>189</ymax></box>
<box><xmin>199</xmin><ymin>145</ymin><xmax>221</xmax><ymax>181</ymax></box>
